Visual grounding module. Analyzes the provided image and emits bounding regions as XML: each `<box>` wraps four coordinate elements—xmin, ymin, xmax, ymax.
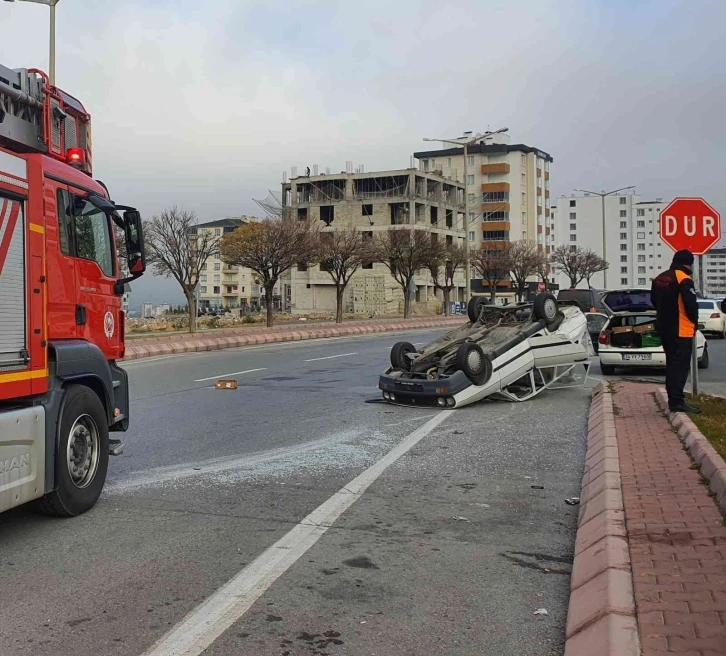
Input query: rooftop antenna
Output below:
<box><xmin>313</xmin><ymin>164</ymin><xmax>319</xmax><ymax>176</ymax></box>
<box><xmin>282</xmin><ymin>171</ymin><xmax>287</xmax><ymax>183</ymax></box>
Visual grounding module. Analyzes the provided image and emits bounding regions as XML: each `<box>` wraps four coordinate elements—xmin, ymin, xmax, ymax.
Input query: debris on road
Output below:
<box><xmin>531</xmin><ymin>485</ymin><xmax>545</xmax><ymax>490</ymax></box>
<box><xmin>452</xmin><ymin>516</ymin><xmax>471</xmax><ymax>522</ymax></box>
<box><xmin>214</xmin><ymin>379</ymin><xmax>238</xmax><ymax>390</ymax></box>
<box><xmin>532</xmin><ymin>608</ymin><xmax>549</xmax><ymax>616</ymax></box>
<box><xmin>564</xmin><ymin>497</ymin><xmax>580</xmax><ymax>505</ymax></box>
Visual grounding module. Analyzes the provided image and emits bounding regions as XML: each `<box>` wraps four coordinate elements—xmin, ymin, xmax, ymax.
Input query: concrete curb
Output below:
<box><xmin>121</xmin><ymin>316</ymin><xmax>463</xmax><ymax>362</ymax></box>
<box><xmin>564</xmin><ymin>383</ymin><xmax>640</xmax><ymax>656</ymax></box>
<box><xmin>654</xmin><ymin>387</ymin><xmax>726</xmax><ymax>513</ymax></box>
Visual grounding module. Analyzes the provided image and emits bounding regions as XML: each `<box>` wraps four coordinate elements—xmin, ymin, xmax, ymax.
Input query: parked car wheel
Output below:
<box><xmin>600</xmin><ymin>364</ymin><xmax>616</xmax><ymax>376</ymax></box>
<box><xmin>467</xmin><ymin>297</ymin><xmax>489</xmax><ymax>324</ymax></box>
<box><xmin>698</xmin><ymin>345</ymin><xmax>709</xmax><ymax>370</ymax></box>
<box><xmin>533</xmin><ymin>293</ymin><xmax>559</xmax><ymax>327</ymax></box>
<box><xmin>390</xmin><ymin>341</ymin><xmax>416</xmax><ymax>371</ymax></box>
<box><xmin>455</xmin><ymin>342</ymin><xmax>492</xmax><ymax>386</ymax></box>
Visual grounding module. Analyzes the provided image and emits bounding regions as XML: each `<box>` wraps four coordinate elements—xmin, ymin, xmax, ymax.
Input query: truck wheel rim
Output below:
<box><xmin>67</xmin><ymin>415</ymin><xmax>100</xmax><ymax>489</ymax></box>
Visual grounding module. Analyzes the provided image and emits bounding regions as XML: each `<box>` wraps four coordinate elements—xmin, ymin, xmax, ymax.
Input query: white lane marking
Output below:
<box><xmin>193</xmin><ymin>368</ymin><xmax>266</xmax><ymax>382</ymax></box>
<box><xmin>141</xmin><ymin>410</ymin><xmax>452</xmax><ymax>656</ymax></box>
<box><xmin>123</xmin><ymin>354</ymin><xmax>189</xmax><ymax>365</ymax></box>
<box><xmin>303</xmin><ymin>352</ymin><xmax>357</xmax><ymax>362</ymax></box>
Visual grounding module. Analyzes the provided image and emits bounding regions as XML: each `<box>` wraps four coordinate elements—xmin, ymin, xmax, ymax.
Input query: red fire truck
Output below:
<box><xmin>0</xmin><ymin>64</ymin><xmax>146</xmax><ymax>516</ymax></box>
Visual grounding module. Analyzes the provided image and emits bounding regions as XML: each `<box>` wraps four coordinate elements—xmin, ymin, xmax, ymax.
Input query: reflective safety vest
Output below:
<box><xmin>674</xmin><ymin>269</ymin><xmax>695</xmax><ymax>338</ymax></box>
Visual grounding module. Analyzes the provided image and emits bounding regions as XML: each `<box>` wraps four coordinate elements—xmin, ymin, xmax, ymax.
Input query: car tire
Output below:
<box><xmin>698</xmin><ymin>345</ymin><xmax>709</xmax><ymax>370</ymax></box>
<box><xmin>32</xmin><ymin>384</ymin><xmax>109</xmax><ymax>517</ymax></box>
<box><xmin>467</xmin><ymin>296</ymin><xmax>489</xmax><ymax>324</ymax></box>
<box><xmin>600</xmin><ymin>364</ymin><xmax>616</xmax><ymax>376</ymax></box>
<box><xmin>455</xmin><ymin>342</ymin><xmax>492</xmax><ymax>386</ymax></box>
<box><xmin>390</xmin><ymin>341</ymin><xmax>416</xmax><ymax>371</ymax></box>
<box><xmin>533</xmin><ymin>293</ymin><xmax>558</xmax><ymax>327</ymax></box>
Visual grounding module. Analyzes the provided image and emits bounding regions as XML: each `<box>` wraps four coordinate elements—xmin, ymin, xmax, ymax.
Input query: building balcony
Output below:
<box><xmin>481</xmin><ymin>163</ymin><xmax>510</xmax><ymax>175</ymax></box>
<box><xmin>482</xmin><ymin>221</ymin><xmax>510</xmax><ymax>232</ymax></box>
<box><xmin>537</xmin><ymin>167</ymin><xmax>542</xmax><ymax>177</ymax></box>
<box><xmin>481</xmin><ymin>182</ymin><xmax>510</xmax><ymax>193</ymax></box>
<box><xmin>482</xmin><ymin>201</ymin><xmax>510</xmax><ymax>213</ymax></box>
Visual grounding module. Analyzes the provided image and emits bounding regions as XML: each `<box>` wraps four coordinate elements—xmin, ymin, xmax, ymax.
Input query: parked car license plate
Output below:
<box><xmin>622</xmin><ymin>353</ymin><xmax>652</xmax><ymax>362</ymax></box>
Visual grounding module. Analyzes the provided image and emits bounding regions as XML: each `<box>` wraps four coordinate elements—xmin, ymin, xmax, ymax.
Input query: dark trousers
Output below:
<box><xmin>662</xmin><ymin>337</ymin><xmax>693</xmax><ymax>408</ymax></box>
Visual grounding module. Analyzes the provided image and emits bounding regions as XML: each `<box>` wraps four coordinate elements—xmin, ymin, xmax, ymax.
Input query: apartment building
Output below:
<box><xmin>413</xmin><ymin>132</ymin><xmax>554</xmax><ymax>255</ymax></box>
<box><xmin>194</xmin><ymin>217</ymin><xmax>283</xmax><ymax>312</ymax></box>
<box><xmin>554</xmin><ymin>193</ymin><xmax>678</xmax><ymax>290</ymax></box>
<box><xmin>701</xmin><ymin>248</ymin><xmax>726</xmax><ymax>298</ymax></box>
<box><xmin>281</xmin><ymin>169</ymin><xmax>466</xmax><ymax>315</ymax></box>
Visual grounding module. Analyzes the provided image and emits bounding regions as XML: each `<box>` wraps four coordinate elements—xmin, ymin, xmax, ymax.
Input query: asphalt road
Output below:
<box><xmin>0</xmin><ymin>329</ymin><xmax>723</xmax><ymax>656</ymax></box>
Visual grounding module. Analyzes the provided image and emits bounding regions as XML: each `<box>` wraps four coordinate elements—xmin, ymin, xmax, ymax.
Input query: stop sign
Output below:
<box><xmin>659</xmin><ymin>197</ymin><xmax>721</xmax><ymax>255</ymax></box>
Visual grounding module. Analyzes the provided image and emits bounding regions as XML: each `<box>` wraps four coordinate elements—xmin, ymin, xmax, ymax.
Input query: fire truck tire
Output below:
<box><xmin>33</xmin><ymin>384</ymin><xmax>109</xmax><ymax>517</ymax></box>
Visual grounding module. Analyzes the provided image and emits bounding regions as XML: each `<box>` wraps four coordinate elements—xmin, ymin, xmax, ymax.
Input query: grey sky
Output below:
<box><xmin>3</xmin><ymin>0</ymin><xmax>724</xmax><ymax>304</ymax></box>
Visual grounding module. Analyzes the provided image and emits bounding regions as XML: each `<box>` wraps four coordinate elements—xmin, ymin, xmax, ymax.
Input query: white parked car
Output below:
<box><xmin>697</xmin><ymin>299</ymin><xmax>726</xmax><ymax>339</ymax></box>
<box><xmin>597</xmin><ymin>289</ymin><xmax>708</xmax><ymax>376</ymax></box>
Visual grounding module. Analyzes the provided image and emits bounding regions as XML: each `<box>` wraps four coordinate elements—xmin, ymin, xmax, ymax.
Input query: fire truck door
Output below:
<box><xmin>67</xmin><ymin>191</ymin><xmax>120</xmax><ymax>361</ymax></box>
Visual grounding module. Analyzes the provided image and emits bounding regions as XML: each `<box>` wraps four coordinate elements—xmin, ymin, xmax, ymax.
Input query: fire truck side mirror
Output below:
<box><xmin>123</xmin><ymin>210</ymin><xmax>146</xmax><ymax>275</ymax></box>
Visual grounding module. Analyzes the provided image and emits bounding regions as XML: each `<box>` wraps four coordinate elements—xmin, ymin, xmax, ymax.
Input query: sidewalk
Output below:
<box><xmin>567</xmin><ymin>381</ymin><xmax>726</xmax><ymax>656</ymax></box>
<box><xmin>122</xmin><ymin>315</ymin><xmax>462</xmax><ymax>361</ymax></box>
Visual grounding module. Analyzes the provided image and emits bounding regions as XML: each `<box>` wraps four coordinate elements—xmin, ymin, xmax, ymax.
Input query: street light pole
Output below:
<box><xmin>423</xmin><ymin>127</ymin><xmax>508</xmax><ymax>301</ymax></box>
<box><xmin>576</xmin><ymin>185</ymin><xmax>635</xmax><ymax>288</ymax></box>
<box><xmin>4</xmin><ymin>0</ymin><xmax>60</xmax><ymax>85</ymax></box>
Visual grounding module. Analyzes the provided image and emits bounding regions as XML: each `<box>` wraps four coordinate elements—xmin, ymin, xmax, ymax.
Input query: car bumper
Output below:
<box><xmin>700</xmin><ymin>318</ymin><xmax>723</xmax><ymax>333</ymax></box>
<box><xmin>378</xmin><ymin>370</ymin><xmax>472</xmax><ymax>407</ymax></box>
<box><xmin>599</xmin><ymin>351</ymin><xmax>668</xmax><ymax>367</ymax></box>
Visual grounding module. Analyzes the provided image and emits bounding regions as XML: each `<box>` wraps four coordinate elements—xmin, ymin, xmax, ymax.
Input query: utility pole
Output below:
<box><xmin>575</xmin><ymin>185</ymin><xmax>635</xmax><ymax>288</ymax></box>
<box><xmin>424</xmin><ymin>128</ymin><xmax>508</xmax><ymax>300</ymax></box>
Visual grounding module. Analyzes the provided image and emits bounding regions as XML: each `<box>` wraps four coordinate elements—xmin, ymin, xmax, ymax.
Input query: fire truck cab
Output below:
<box><xmin>0</xmin><ymin>64</ymin><xmax>145</xmax><ymax>516</ymax></box>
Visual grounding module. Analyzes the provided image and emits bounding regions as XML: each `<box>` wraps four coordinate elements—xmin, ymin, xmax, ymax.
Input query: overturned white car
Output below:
<box><xmin>379</xmin><ymin>294</ymin><xmax>591</xmax><ymax>408</ymax></box>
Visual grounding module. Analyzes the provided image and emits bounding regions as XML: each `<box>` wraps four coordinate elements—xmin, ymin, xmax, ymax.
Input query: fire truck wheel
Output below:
<box><xmin>34</xmin><ymin>384</ymin><xmax>109</xmax><ymax>517</ymax></box>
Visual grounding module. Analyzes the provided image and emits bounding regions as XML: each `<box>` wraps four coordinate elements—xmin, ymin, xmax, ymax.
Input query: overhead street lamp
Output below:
<box><xmin>423</xmin><ymin>127</ymin><xmax>508</xmax><ymax>300</ymax></box>
<box><xmin>3</xmin><ymin>0</ymin><xmax>61</xmax><ymax>85</ymax></box>
<box><xmin>575</xmin><ymin>185</ymin><xmax>636</xmax><ymax>288</ymax></box>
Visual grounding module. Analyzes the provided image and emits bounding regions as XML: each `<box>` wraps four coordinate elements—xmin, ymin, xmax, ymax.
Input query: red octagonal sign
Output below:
<box><xmin>659</xmin><ymin>197</ymin><xmax>721</xmax><ymax>255</ymax></box>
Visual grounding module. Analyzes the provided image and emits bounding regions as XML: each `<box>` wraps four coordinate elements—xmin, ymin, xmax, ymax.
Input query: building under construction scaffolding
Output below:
<box><xmin>281</xmin><ymin>168</ymin><xmax>467</xmax><ymax>316</ymax></box>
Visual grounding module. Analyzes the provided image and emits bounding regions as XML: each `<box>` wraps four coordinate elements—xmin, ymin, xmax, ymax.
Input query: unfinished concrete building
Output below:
<box><xmin>282</xmin><ymin>169</ymin><xmax>466</xmax><ymax>316</ymax></box>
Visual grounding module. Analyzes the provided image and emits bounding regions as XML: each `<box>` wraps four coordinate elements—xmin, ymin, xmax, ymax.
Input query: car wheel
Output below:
<box><xmin>698</xmin><ymin>345</ymin><xmax>709</xmax><ymax>370</ymax></box>
<box><xmin>600</xmin><ymin>364</ymin><xmax>616</xmax><ymax>376</ymax></box>
<box><xmin>455</xmin><ymin>342</ymin><xmax>492</xmax><ymax>386</ymax></box>
<box><xmin>533</xmin><ymin>293</ymin><xmax>558</xmax><ymax>327</ymax></box>
<box><xmin>390</xmin><ymin>341</ymin><xmax>416</xmax><ymax>371</ymax></box>
<box><xmin>467</xmin><ymin>297</ymin><xmax>489</xmax><ymax>324</ymax></box>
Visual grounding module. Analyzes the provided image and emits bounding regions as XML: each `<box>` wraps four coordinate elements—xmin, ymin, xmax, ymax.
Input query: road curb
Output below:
<box><xmin>121</xmin><ymin>317</ymin><xmax>462</xmax><ymax>362</ymax></box>
<box><xmin>654</xmin><ymin>387</ymin><xmax>726</xmax><ymax>513</ymax></box>
<box><xmin>564</xmin><ymin>383</ymin><xmax>640</xmax><ymax>656</ymax></box>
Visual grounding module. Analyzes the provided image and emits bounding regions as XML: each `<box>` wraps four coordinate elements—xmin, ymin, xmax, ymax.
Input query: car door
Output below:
<box><xmin>67</xmin><ymin>189</ymin><xmax>121</xmax><ymax>361</ymax></box>
<box><xmin>585</xmin><ymin>312</ymin><xmax>609</xmax><ymax>353</ymax></box>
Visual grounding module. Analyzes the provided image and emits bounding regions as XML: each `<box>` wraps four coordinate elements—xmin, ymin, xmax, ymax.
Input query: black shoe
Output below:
<box><xmin>669</xmin><ymin>403</ymin><xmax>701</xmax><ymax>414</ymax></box>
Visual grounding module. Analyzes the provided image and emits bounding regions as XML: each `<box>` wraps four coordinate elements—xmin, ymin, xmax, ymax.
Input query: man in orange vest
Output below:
<box><xmin>651</xmin><ymin>249</ymin><xmax>700</xmax><ymax>414</ymax></box>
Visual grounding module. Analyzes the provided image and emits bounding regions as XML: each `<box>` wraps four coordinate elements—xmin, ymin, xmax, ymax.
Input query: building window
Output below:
<box><xmin>213</xmin><ymin>286</ymin><xmax>220</xmax><ymax>294</ymax></box>
<box><xmin>638</xmin><ymin>278</ymin><xmax>646</xmax><ymax>285</ymax></box>
<box><xmin>637</xmin><ymin>232</ymin><xmax>645</xmax><ymax>239</ymax></box>
<box><xmin>297</xmin><ymin>207</ymin><xmax>308</xmax><ymax>221</ymax></box>
<box><xmin>521</xmin><ymin>173</ymin><xmax>526</xmax><ymax>183</ymax></box>
<box><xmin>483</xmin><ymin>191</ymin><xmax>509</xmax><ymax>202</ymax></box>
<box><xmin>570</xmin><ymin>235</ymin><xmax>577</xmax><ymax>242</ymax></box>
<box><xmin>569</xmin><ymin>212</ymin><xmax>576</xmax><ymax>220</ymax></box>
<box><xmin>620</xmin><ymin>244</ymin><xmax>627</xmax><ymax>251</ymax></box>
<box><xmin>638</xmin><ymin>266</ymin><xmax>646</xmax><ymax>274</ymax></box>
<box><xmin>570</xmin><ymin>223</ymin><xmax>576</xmax><ymax>231</ymax></box>
<box><xmin>570</xmin><ymin>245</ymin><xmax>577</xmax><ymax>252</ymax></box>
<box><xmin>620</xmin><ymin>233</ymin><xmax>627</xmax><ymax>240</ymax></box>
<box><xmin>619</xmin><ymin>210</ymin><xmax>627</xmax><ymax>217</ymax></box>
<box><xmin>620</xmin><ymin>221</ymin><xmax>627</xmax><ymax>229</ymax></box>
<box><xmin>638</xmin><ymin>255</ymin><xmax>646</xmax><ymax>262</ymax></box>
<box><xmin>213</xmin><ymin>274</ymin><xmax>220</xmax><ymax>283</ymax></box>
<box><xmin>637</xmin><ymin>209</ymin><xmax>645</xmax><ymax>217</ymax></box>
<box><xmin>637</xmin><ymin>244</ymin><xmax>645</xmax><ymax>251</ymax></box>
<box><xmin>482</xmin><ymin>211</ymin><xmax>509</xmax><ymax>221</ymax></box>
<box><xmin>621</xmin><ymin>267</ymin><xmax>628</xmax><ymax>273</ymax></box>
<box><xmin>297</xmin><ymin>263</ymin><xmax>308</xmax><ymax>272</ymax></box>
<box><xmin>522</xmin><ymin>211</ymin><xmax>526</xmax><ymax>223</ymax></box>
<box><xmin>214</xmin><ymin>262</ymin><xmax>221</xmax><ymax>271</ymax></box>
<box><xmin>469</xmin><ymin>231</ymin><xmax>475</xmax><ymax>241</ymax></box>
<box><xmin>467</xmin><ymin>174</ymin><xmax>475</xmax><ymax>185</ymax></box>
<box><xmin>321</xmin><ymin>205</ymin><xmax>334</xmax><ymax>226</ymax></box>
<box><xmin>226</xmin><ymin>286</ymin><xmax>233</xmax><ymax>294</ymax></box>
<box><xmin>522</xmin><ymin>192</ymin><xmax>526</xmax><ymax>203</ymax></box>
<box><xmin>201</xmin><ymin>262</ymin><xmax>207</xmax><ymax>270</ymax></box>
<box><xmin>200</xmin><ymin>286</ymin><xmax>207</xmax><ymax>294</ymax></box>
<box><xmin>637</xmin><ymin>220</ymin><xmax>645</xmax><ymax>228</ymax></box>
<box><xmin>570</xmin><ymin>200</ymin><xmax>576</xmax><ymax>208</ymax></box>
<box><xmin>362</xmin><ymin>204</ymin><xmax>373</xmax><ymax>217</ymax></box>
<box><xmin>214</xmin><ymin>228</ymin><xmax>221</xmax><ymax>236</ymax></box>
<box><xmin>619</xmin><ymin>197</ymin><xmax>627</xmax><ymax>205</ymax></box>
<box><xmin>483</xmin><ymin>230</ymin><xmax>507</xmax><ymax>241</ymax></box>
<box><xmin>621</xmin><ymin>278</ymin><xmax>628</xmax><ymax>285</ymax></box>
<box><xmin>447</xmin><ymin>158</ymin><xmax>451</xmax><ymax>167</ymax></box>
<box><xmin>620</xmin><ymin>255</ymin><xmax>627</xmax><ymax>263</ymax></box>
<box><xmin>468</xmin><ymin>193</ymin><xmax>475</xmax><ymax>203</ymax></box>
<box><xmin>467</xmin><ymin>156</ymin><xmax>474</xmax><ymax>166</ymax></box>
<box><xmin>200</xmin><ymin>274</ymin><xmax>207</xmax><ymax>283</ymax></box>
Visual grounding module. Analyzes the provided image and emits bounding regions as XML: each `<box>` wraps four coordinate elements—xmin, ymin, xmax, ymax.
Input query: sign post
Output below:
<box><xmin>659</xmin><ymin>198</ymin><xmax>721</xmax><ymax>397</ymax></box>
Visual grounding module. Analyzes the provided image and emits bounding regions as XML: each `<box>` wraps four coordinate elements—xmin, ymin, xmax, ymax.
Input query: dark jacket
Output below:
<box><xmin>650</xmin><ymin>264</ymin><xmax>699</xmax><ymax>340</ymax></box>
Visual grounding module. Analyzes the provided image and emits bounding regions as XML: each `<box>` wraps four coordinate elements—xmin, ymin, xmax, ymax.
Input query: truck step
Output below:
<box><xmin>109</xmin><ymin>439</ymin><xmax>124</xmax><ymax>456</ymax></box>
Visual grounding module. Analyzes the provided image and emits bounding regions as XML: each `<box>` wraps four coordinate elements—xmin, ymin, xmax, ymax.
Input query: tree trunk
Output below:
<box><xmin>265</xmin><ymin>282</ymin><xmax>275</xmax><ymax>327</ymax></box>
<box><xmin>569</xmin><ymin>275</ymin><xmax>578</xmax><ymax>288</ymax></box>
<box><xmin>335</xmin><ymin>285</ymin><xmax>344</xmax><ymax>324</ymax></box>
<box><xmin>185</xmin><ymin>289</ymin><xmax>196</xmax><ymax>334</ymax></box>
<box><xmin>442</xmin><ymin>288</ymin><xmax>451</xmax><ymax>315</ymax></box>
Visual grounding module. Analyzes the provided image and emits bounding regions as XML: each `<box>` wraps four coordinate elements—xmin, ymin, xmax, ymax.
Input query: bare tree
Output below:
<box><xmin>426</xmin><ymin>241</ymin><xmax>467</xmax><ymax>315</ymax></box>
<box><xmin>581</xmin><ymin>249</ymin><xmax>609</xmax><ymax>287</ymax></box>
<box><xmin>316</xmin><ymin>226</ymin><xmax>367</xmax><ymax>323</ymax></box>
<box><xmin>507</xmin><ymin>240</ymin><xmax>545</xmax><ymax>301</ymax></box>
<box><xmin>370</xmin><ymin>228</ymin><xmax>437</xmax><ymax>319</ymax></box>
<box><xmin>471</xmin><ymin>245</ymin><xmax>510</xmax><ymax>302</ymax></box>
<box><xmin>144</xmin><ymin>206</ymin><xmax>220</xmax><ymax>334</ymax></box>
<box><xmin>550</xmin><ymin>245</ymin><xmax>587</xmax><ymax>289</ymax></box>
<box><xmin>221</xmin><ymin>218</ymin><xmax>318</xmax><ymax>327</ymax></box>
